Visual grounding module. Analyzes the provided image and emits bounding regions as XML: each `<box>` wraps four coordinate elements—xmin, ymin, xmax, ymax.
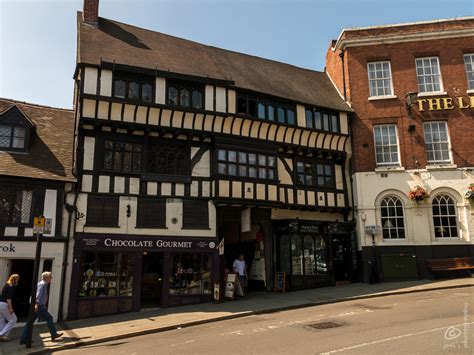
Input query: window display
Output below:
<box><xmin>79</xmin><ymin>252</ymin><xmax>134</xmax><ymax>298</ymax></box>
<box><xmin>169</xmin><ymin>253</ymin><xmax>212</xmax><ymax>295</ymax></box>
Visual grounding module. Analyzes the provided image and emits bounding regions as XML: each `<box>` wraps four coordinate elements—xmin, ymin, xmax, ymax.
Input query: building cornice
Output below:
<box><xmin>334</xmin><ymin>28</ymin><xmax>474</xmax><ymax>51</ymax></box>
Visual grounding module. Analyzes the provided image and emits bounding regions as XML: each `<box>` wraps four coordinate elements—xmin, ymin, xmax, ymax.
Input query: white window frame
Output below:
<box><xmin>432</xmin><ymin>194</ymin><xmax>459</xmax><ymax>238</ymax></box>
<box><xmin>380</xmin><ymin>195</ymin><xmax>406</xmax><ymax>240</ymax></box>
<box><xmin>367</xmin><ymin>61</ymin><xmax>394</xmax><ymax>99</ymax></box>
<box><xmin>415</xmin><ymin>56</ymin><xmax>444</xmax><ymax>94</ymax></box>
<box><xmin>463</xmin><ymin>53</ymin><xmax>474</xmax><ymax>91</ymax></box>
<box><xmin>373</xmin><ymin>124</ymin><xmax>401</xmax><ymax>166</ymax></box>
<box><xmin>423</xmin><ymin>121</ymin><xmax>452</xmax><ymax>164</ymax></box>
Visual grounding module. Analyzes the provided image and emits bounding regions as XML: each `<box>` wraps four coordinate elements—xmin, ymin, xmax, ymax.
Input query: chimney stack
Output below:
<box><xmin>83</xmin><ymin>0</ymin><xmax>99</xmax><ymax>26</ymax></box>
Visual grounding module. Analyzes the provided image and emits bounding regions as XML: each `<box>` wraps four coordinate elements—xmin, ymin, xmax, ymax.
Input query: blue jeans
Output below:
<box><xmin>20</xmin><ymin>304</ymin><xmax>57</xmax><ymax>343</ymax></box>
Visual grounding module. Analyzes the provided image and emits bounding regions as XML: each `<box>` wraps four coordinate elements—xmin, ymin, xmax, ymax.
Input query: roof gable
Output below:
<box><xmin>0</xmin><ymin>105</ymin><xmax>36</xmax><ymax>129</ymax></box>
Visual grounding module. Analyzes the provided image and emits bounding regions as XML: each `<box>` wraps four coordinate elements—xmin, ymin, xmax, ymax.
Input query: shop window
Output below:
<box><xmin>112</xmin><ymin>71</ymin><xmax>154</xmax><ymax>103</ymax></box>
<box><xmin>303</xmin><ymin>235</ymin><xmax>316</xmax><ymax>275</ymax></box>
<box><xmin>380</xmin><ymin>195</ymin><xmax>405</xmax><ymax>239</ymax></box>
<box><xmin>217</xmin><ymin>149</ymin><xmax>276</xmax><ymax>180</ymax></box>
<box><xmin>148</xmin><ymin>140</ymin><xmax>190</xmax><ymax>176</ymax></box>
<box><xmin>432</xmin><ymin>194</ymin><xmax>458</xmax><ymax>238</ymax></box>
<box><xmin>182</xmin><ymin>199</ymin><xmax>209</xmax><ymax>229</ymax></box>
<box><xmin>103</xmin><ymin>139</ymin><xmax>142</xmax><ymax>173</ymax></box>
<box><xmin>373</xmin><ymin>124</ymin><xmax>400</xmax><ymax>166</ymax></box>
<box><xmin>423</xmin><ymin>121</ymin><xmax>451</xmax><ymax>164</ymax></box>
<box><xmin>291</xmin><ymin>235</ymin><xmax>303</xmax><ymax>275</ymax></box>
<box><xmin>136</xmin><ymin>198</ymin><xmax>166</xmax><ymax>228</ymax></box>
<box><xmin>0</xmin><ymin>185</ymin><xmax>33</xmax><ymax>225</ymax></box>
<box><xmin>86</xmin><ymin>195</ymin><xmax>119</xmax><ymax>227</ymax></box>
<box><xmin>305</xmin><ymin>108</ymin><xmax>339</xmax><ymax>133</ymax></box>
<box><xmin>295</xmin><ymin>161</ymin><xmax>334</xmax><ymax>188</ymax></box>
<box><xmin>236</xmin><ymin>93</ymin><xmax>296</xmax><ymax>125</ymax></box>
<box><xmin>367</xmin><ymin>61</ymin><xmax>393</xmax><ymax>97</ymax></box>
<box><xmin>464</xmin><ymin>53</ymin><xmax>474</xmax><ymax>90</ymax></box>
<box><xmin>415</xmin><ymin>57</ymin><xmax>443</xmax><ymax>93</ymax></box>
<box><xmin>315</xmin><ymin>235</ymin><xmax>328</xmax><ymax>276</ymax></box>
<box><xmin>167</xmin><ymin>81</ymin><xmax>204</xmax><ymax>109</ymax></box>
<box><xmin>169</xmin><ymin>253</ymin><xmax>212</xmax><ymax>295</ymax></box>
<box><xmin>78</xmin><ymin>252</ymin><xmax>134</xmax><ymax>298</ymax></box>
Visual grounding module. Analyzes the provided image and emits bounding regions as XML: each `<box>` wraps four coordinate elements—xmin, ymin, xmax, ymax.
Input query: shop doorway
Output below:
<box><xmin>332</xmin><ymin>236</ymin><xmax>352</xmax><ymax>285</ymax></box>
<box><xmin>141</xmin><ymin>253</ymin><xmax>163</xmax><ymax>308</ymax></box>
<box><xmin>10</xmin><ymin>259</ymin><xmax>34</xmax><ymax>321</ymax></box>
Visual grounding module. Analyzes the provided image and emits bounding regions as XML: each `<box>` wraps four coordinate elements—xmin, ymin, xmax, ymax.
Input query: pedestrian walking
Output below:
<box><xmin>19</xmin><ymin>272</ymin><xmax>63</xmax><ymax>345</ymax></box>
<box><xmin>0</xmin><ymin>274</ymin><xmax>19</xmax><ymax>342</ymax></box>
<box><xmin>233</xmin><ymin>254</ymin><xmax>248</xmax><ymax>289</ymax></box>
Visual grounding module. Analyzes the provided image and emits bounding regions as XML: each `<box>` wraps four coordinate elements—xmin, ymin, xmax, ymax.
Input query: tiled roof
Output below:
<box><xmin>77</xmin><ymin>13</ymin><xmax>351</xmax><ymax>112</ymax></box>
<box><xmin>0</xmin><ymin>98</ymin><xmax>76</xmax><ymax>182</ymax></box>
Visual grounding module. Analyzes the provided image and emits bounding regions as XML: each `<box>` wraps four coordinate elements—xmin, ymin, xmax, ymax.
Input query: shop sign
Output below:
<box><xmin>0</xmin><ymin>243</ymin><xmax>16</xmax><ymax>253</ymax></box>
<box><xmin>299</xmin><ymin>224</ymin><xmax>320</xmax><ymax>234</ymax></box>
<box><xmin>417</xmin><ymin>96</ymin><xmax>473</xmax><ymax>111</ymax></box>
<box><xmin>364</xmin><ymin>225</ymin><xmax>381</xmax><ymax>235</ymax></box>
<box><xmin>80</xmin><ymin>236</ymin><xmax>217</xmax><ymax>251</ymax></box>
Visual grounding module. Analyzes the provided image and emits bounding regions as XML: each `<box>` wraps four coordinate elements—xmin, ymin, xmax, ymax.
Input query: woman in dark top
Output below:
<box><xmin>0</xmin><ymin>274</ymin><xmax>19</xmax><ymax>342</ymax></box>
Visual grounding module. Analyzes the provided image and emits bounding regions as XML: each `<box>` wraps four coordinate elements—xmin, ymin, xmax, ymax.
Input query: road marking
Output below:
<box><xmin>184</xmin><ymin>340</ymin><xmax>195</xmax><ymax>344</ymax></box>
<box><xmin>220</xmin><ymin>330</ymin><xmax>243</xmax><ymax>336</ymax></box>
<box><xmin>320</xmin><ymin>321</ymin><xmax>474</xmax><ymax>354</ymax></box>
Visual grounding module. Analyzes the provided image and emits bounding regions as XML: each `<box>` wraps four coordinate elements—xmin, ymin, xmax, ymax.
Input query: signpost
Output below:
<box><xmin>364</xmin><ymin>225</ymin><xmax>381</xmax><ymax>284</ymax></box>
<box><xmin>26</xmin><ymin>216</ymin><xmax>45</xmax><ymax>348</ymax></box>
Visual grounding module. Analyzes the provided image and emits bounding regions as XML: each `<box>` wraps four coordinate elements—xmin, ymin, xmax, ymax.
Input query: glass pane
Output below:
<box><xmin>258</xmin><ymin>155</ymin><xmax>266</xmax><ymax>166</ymax></box>
<box><xmin>105</xmin><ymin>140</ymin><xmax>114</xmax><ymax>149</ymax></box>
<box><xmin>228</xmin><ymin>151</ymin><xmax>237</xmax><ymax>162</ymax></box>
<box><xmin>267</xmin><ymin>156</ymin><xmax>276</xmax><ymax>167</ymax></box>
<box><xmin>12</xmin><ymin>128</ymin><xmax>25</xmax><ymax>148</ymax></box>
<box><xmin>267</xmin><ymin>169</ymin><xmax>274</xmax><ymax>180</ymax></box>
<box><xmin>306</xmin><ymin>110</ymin><xmax>313</xmax><ymax>128</ymax></box>
<box><xmin>267</xmin><ymin>106</ymin><xmax>275</xmax><ymax>121</ymax></box>
<box><xmin>0</xmin><ymin>126</ymin><xmax>11</xmax><ymax>147</ymax></box>
<box><xmin>259</xmin><ymin>168</ymin><xmax>267</xmax><ymax>179</ymax></box>
<box><xmin>180</xmin><ymin>89</ymin><xmax>190</xmax><ymax>107</ymax></box>
<box><xmin>142</xmin><ymin>83</ymin><xmax>153</xmax><ymax>102</ymax></box>
<box><xmin>218</xmin><ymin>149</ymin><xmax>226</xmax><ymax>161</ymax></box>
<box><xmin>132</xmin><ymin>153</ymin><xmax>141</xmax><ymax>172</ymax></box>
<box><xmin>218</xmin><ymin>163</ymin><xmax>226</xmax><ymax>174</ymax></box>
<box><xmin>128</xmin><ymin>81</ymin><xmax>139</xmax><ymax>100</ymax></box>
<box><xmin>277</xmin><ymin>107</ymin><xmax>285</xmax><ymax>123</ymax></box>
<box><xmin>113</xmin><ymin>151</ymin><xmax>122</xmax><ymax>170</ymax></box>
<box><xmin>248</xmin><ymin>153</ymin><xmax>257</xmax><ymax>165</ymax></box>
<box><xmin>238</xmin><ymin>165</ymin><xmax>247</xmax><ymax>177</ymax></box>
<box><xmin>237</xmin><ymin>152</ymin><xmax>247</xmax><ymax>163</ymax></box>
<box><xmin>168</xmin><ymin>86</ymin><xmax>178</xmax><ymax>105</ymax></box>
<box><xmin>287</xmin><ymin>109</ymin><xmax>295</xmax><ymax>125</ymax></box>
<box><xmin>314</xmin><ymin>112</ymin><xmax>322</xmax><ymax>129</ymax></box>
<box><xmin>192</xmin><ymin>90</ymin><xmax>202</xmax><ymax>109</ymax></box>
<box><xmin>228</xmin><ymin>164</ymin><xmax>237</xmax><ymax>176</ymax></box>
<box><xmin>258</xmin><ymin>103</ymin><xmax>266</xmax><ymax>119</ymax></box>
<box><xmin>114</xmin><ymin>79</ymin><xmax>126</xmax><ymax>98</ymax></box>
<box><xmin>123</xmin><ymin>152</ymin><xmax>131</xmax><ymax>171</ymax></box>
<box><xmin>248</xmin><ymin>167</ymin><xmax>256</xmax><ymax>178</ymax></box>
<box><xmin>103</xmin><ymin>151</ymin><xmax>113</xmax><ymax>169</ymax></box>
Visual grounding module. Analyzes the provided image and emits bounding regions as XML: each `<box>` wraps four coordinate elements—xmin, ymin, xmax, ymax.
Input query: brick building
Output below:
<box><xmin>326</xmin><ymin>18</ymin><xmax>474</xmax><ymax>282</ymax></box>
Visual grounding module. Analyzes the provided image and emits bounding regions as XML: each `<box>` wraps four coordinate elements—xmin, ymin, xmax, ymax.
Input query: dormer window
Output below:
<box><xmin>113</xmin><ymin>71</ymin><xmax>154</xmax><ymax>103</ymax></box>
<box><xmin>0</xmin><ymin>105</ymin><xmax>35</xmax><ymax>153</ymax></box>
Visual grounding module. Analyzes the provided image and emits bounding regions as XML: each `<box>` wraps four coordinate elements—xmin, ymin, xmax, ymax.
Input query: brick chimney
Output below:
<box><xmin>83</xmin><ymin>0</ymin><xmax>99</xmax><ymax>26</ymax></box>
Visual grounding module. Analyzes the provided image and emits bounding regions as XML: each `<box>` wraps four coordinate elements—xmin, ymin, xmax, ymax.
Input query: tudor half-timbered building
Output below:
<box><xmin>0</xmin><ymin>98</ymin><xmax>75</xmax><ymax>322</ymax></box>
<box><xmin>68</xmin><ymin>0</ymin><xmax>355</xmax><ymax>319</ymax></box>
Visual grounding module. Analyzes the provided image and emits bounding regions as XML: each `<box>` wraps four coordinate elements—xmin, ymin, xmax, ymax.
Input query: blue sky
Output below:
<box><xmin>1</xmin><ymin>0</ymin><xmax>473</xmax><ymax>109</ymax></box>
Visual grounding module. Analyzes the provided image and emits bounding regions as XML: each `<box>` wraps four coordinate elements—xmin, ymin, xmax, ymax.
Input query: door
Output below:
<box><xmin>141</xmin><ymin>253</ymin><xmax>163</xmax><ymax>308</ymax></box>
<box><xmin>332</xmin><ymin>236</ymin><xmax>352</xmax><ymax>284</ymax></box>
<box><xmin>10</xmin><ymin>259</ymin><xmax>35</xmax><ymax>321</ymax></box>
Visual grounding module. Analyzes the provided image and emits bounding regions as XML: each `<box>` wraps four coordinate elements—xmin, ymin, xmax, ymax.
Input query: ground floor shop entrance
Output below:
<box><xmin>10</xmin><ymin>259</ymin><xmax>34</xmax><ymax>321</ymax></box>
<box><xmin>141</xmin><ymin>253</ymin><xmax>163</xmax><ymax>308</ymax></box>
<box><xmin>69</xmin><ymin>234</ymin><xmax>219</xmax><ymax>319</ymax></box>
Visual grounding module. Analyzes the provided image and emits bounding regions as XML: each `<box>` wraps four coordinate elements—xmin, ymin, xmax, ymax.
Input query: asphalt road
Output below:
<box><xmin>57</xmin><ymin>288</ymin><xmax>474</xmax><ymax>354</ymax></box>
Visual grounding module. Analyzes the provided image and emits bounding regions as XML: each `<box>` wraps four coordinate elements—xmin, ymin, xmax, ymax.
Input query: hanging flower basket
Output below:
<box><xmin>464</xmin><ymin>184</ymin><xmax>474</xmax><ymax>200</ymax></box>
<box><xmin>408</xmin><ymin>185</ymin><xmax>429</xmax><ymax>205</ymax></box>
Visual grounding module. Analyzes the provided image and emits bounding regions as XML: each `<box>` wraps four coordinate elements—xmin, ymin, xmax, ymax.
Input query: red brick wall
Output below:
<box><xmin>83</xmin><ymin>0</ymin><xmax>99</xmax><ymax>24</ymax></box>
<box><xmin>330</xmin><ymin>34</ymin><xmax>474</xmax><ymax>172</ymax></box>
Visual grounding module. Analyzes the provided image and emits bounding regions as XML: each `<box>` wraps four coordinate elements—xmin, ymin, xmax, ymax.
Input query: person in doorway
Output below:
<box><xmin>0</xmin><ymin>274</ymin><xmax>19</xmax><ymax>341</ymax></box>
<box><xmin>19</xmin><ymin>272</ymin><xmax>63</xmax><ymax>345</ymax></box>
<box><xmin>233</xmin><ymin>254</ymin><xmax>247</xmax><ymax>288</ymax></box>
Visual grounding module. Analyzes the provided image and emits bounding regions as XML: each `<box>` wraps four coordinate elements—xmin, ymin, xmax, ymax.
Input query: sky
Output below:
<box><xmin>0</xmin><ymin>0</ymin><xmax>473</xmax><ymax>109</ymax></box>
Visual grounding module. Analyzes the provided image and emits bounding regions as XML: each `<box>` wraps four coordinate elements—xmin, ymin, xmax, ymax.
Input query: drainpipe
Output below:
<box><xmin>58</xmin><ymin>183</ymin><xmax>79</xmax><ymax>321</ymax></box>
<box><xmin>339</xmin><ymin>49</ymin><xmax>347</xmax><ymax>101</ymax></box>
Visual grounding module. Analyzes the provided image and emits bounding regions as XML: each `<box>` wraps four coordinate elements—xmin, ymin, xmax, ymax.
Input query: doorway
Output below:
<box><xmin>10</xmin><ymin>259</ymin><xmax>34</xmax><ymax>321</ymax></box>
<box><xmin>141</xmin><ymin>253</ymin><xmax>163</xmax><ymax>308</ymax></box>
<box><xmin>332</xmin><ymin>236</ymin><xmax>352</xmax><ymax>285</ymax></box>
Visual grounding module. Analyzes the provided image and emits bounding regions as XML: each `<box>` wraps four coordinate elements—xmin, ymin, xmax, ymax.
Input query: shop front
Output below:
<box><xmin>0</xmin><ymin>240</ymin><xmax>65</xmax><ymax>322</ymax></box>
<box><xmin>68</xmin><ymin>234</ymin><xmax>218</xmax><ymax>319</ymax></box>
<box><xmin>274</xmin><ymin>220</ymin><xmax>355</xmax><ymax>290</ymax></box>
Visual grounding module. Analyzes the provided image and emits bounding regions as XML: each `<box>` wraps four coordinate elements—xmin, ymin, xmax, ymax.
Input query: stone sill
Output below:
<box><xmin>375</xmin><ymin>166</ymin><xmax>405</xmax><ymax>173</ymax></box>
<box><xmin>417</xmin><ymin>91</ymin><xmax>447</xmax><ymax>97</ymax></box>
<box><xmin>426</xmin><ymin>164</ymin><xmax>458</xmax><ymax>170</ymax></box>
<box><xmin>467</xmin><ymin>89</ymin><xmax>474</xmax><ymax>94</ymax></box>
<box><xmin>368</xmin><ymin>95</ymin><xmax>398</xmax><ymax>101</ymax></box>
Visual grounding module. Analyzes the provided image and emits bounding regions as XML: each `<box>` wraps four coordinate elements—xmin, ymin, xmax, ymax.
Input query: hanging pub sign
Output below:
<box><xmin>417</xmin><ymin>96</ymin><xmax>474</xmax><ymax>111</ymax></box>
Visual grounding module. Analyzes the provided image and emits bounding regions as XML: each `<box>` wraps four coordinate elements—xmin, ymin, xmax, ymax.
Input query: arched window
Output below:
<box><xmin>380</xmin><ymin>195</ymin><xmax>405</xmax><ymax>239</ymax></box>
<box><xmin>432</xmin><ymin>194</ymin><xmax>458</xmax><ymax>238</ymax></box>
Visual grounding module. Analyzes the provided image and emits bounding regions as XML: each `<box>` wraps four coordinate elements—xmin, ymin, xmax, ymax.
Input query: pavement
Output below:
<box><xmin>1</xmin><ymin>277</ymin><xmax>473</xmax><ymax>354</ymax></box>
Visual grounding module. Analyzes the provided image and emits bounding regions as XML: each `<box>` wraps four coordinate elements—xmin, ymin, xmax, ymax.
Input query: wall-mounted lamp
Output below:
<box><xmin>405</xmin><ymin>92</ymin><xmax>418</xmax><ymax>118</ymax></box>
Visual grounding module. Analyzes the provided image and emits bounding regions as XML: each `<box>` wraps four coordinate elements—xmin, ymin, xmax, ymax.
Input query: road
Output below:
<box><xmin>57</xmin><ymin>288</ymin><xmax>473</xmax><ymax>354</ymax></box>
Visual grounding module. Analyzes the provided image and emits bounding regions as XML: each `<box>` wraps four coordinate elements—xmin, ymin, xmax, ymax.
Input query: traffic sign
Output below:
<box><xmin>33</xmin><ymin>216</ymin><xmax>46</xmax><ymax>234</ymax></box>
